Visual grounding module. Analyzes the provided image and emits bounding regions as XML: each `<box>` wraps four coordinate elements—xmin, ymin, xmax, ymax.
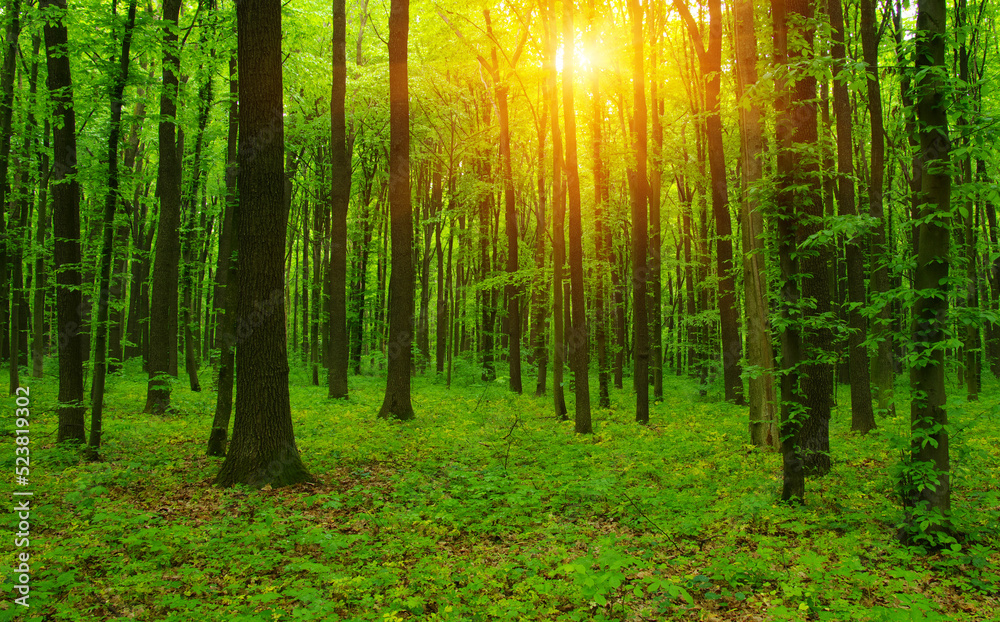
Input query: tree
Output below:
<box><xmin>328</xmin><ymin>0</ymin><xmax>350</xmax><ymax>399</ymax></box>
<box><xmin>562</xmin><ymin>0</ymin><xmax>591</xmax><ymax>433</ymax></box>
<box><xmin>627</xmin><ymin>0</ymin><xmax>649</xmax><ymax>424</ymax></box>
<box><xmin>829</xmin><ymin>0</ymin><xmax>875</xmax><ymax>434</ymax></box>
<box><xmin>903</xmin><ymin>0</ymin><xmax>953</xmax><ymax>541</ymax></box>
<box><xmin>773</xmin><ymin>0</ymin><xmax>824</xmax><ymax>501</ymax></box>
<box><xmin>378</xmin><ymin>0</ymin><xmax>415</xmax><ymax>421</ymax></box>
<box><xmin>207</xmin><ymin>52</ymin><xmax>239</xmax><ymax>458</ymax></box>
<box><xmin>145</xmin><ymin>0</ymin><xmax>183</xmax><ymax>414</ymax></box>
<box><xmin>41</xmin><ymin>0</ymin><xmax>86</xmax><ymax>444</ymax></box>
<box><xmin>674</xmin><ymin>0</ymin><xmax>745</xmax><ymax>405</ymax></box>
<box><xmin>859</xmin><ymin>0</ymin><xmax>894</xmax><ymax>416</ymax></box>
<box><xmin>90</xmin><ymin>0</ymin><xmax>138</xmax><ymax>455</ymax></box>
<box><xmin>215</xmin><ymin>0</ymin><xmax>312</xmax><ymax>488</ymax></box>
<box><xmin>0</xmin><ymin>0</ymin><xmax>21</xmax><ymax>386</ymax></box>
<box><xmin>734</xmin><ymin>0</ymin><xmax>778</xmax><ymax>448</ymax></box>
<box><xmin>545</xmin><ymin>0</ymin><xmax>568</xmax><ymax>420</ymax></box>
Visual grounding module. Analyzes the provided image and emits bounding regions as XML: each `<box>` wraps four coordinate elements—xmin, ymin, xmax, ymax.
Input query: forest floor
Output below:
<box><xmin>1</xmin><ymin>359</ymin><xmax>998</xmax><ymax>622</ymax></box>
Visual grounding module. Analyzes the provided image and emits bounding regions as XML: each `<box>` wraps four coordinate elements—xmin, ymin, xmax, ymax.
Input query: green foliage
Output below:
<box><xmin>0</xmin><ymin>366</ymin><xmax>997</xmax><ymax>621</ymax></box>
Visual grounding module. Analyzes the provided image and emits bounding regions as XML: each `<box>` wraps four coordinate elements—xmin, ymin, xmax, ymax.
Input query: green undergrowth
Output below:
<box><xmin>1</xmin><ymin>359</ymin><xmax>998</xmax><ymax>621</ymax></box>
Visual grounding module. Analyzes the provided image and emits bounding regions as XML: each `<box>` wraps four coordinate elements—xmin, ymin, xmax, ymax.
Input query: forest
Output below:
<box><xmin>1</xmin><ymin>0</ymin><xmax>999</xmax><ymax>619</ymax></box>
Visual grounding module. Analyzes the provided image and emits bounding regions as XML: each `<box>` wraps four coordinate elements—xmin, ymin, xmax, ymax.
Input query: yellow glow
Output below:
<box><xmin>555</xmin><ymin>44</ymin><xmax>591</xmax><ymax>73</ymax></box>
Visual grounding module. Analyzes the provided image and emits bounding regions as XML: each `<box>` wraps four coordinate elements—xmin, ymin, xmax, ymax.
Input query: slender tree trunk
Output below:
<box><xmin>378</xmin><ymin>0</ymin><xmax>414</xmax><ymax>421</ymax></box>
<box><xmin>628</xmin><ymin>0</ymin><xmax>650</xmax><ymax>424</ymax></box>
<box><xmin>735</xmin><ymin>0</ymin><xmax>778</xmax><ymax>448</ymax></box>
<box><xmin>9</xmin><ymin>37</ymin><xmax>38</xmax><ymax>395</ymax></box>
<box><xmin>859</xmin><ymin>0</ymin><xmax>894</xmax><ymax>416</ymax></box>
<box><xmin>89</xmin><ymin>0</ymin><xmax>137</xmax><ymax>455</ymax></box>
<box><xmin>587</xmin><ymin>0</ymin><xmax>609</xmax><ymax>408</ymax></box>
<box><xmin>31</xmin><ymin>119</ymin><xmax>48</xmax><ymax>380</ymax></box>
<box><xmin>328</xmin><ymin>0</ymin><xmax>350</xmax><ymax>398</ymax></box>
<box><xmin>674</xmin><ymin>0</ymin><xmax>745</xmax><ymax>404</ymax></box>
<box><xmin>545</xmin><ymin>0</ymin><xmax>567</xmax><ymax>419</ymax></box>
<box><xmin>145</xmin><ymin>0</ymin><xmax>183</xmax><ymax>414</ymax></box>
<box><xmin>206</xmin><ymin>51</ymin><xmax>237</xmax><ymax>458</ymax></box>
<box><xmin>562</xmin><ymin>0</ymin><xmax>591</xmax><ymax>433</ymax></box>
<box><xmin>830</xmin><ymin>0</ymin><xmax>875</xmax><ymax>433</ymax></box>
<box><xmin>533</xmin><ymin>89</ymin><xmax>548</xmax><ymax>397</ymax></box>
<box><xmin>0</xmin><ymin>0</ymin><xmax>21</xmax><ymax>374</ymax></box>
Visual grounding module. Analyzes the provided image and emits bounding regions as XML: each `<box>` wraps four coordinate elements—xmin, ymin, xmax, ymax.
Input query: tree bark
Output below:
<box><xmin>215</xmin><ymin>0</ymin><xmax>312</xmax><ymax>487</ymax></box>
<box><xmin>145</xmin><ymin>0</ymin><xmax>183</xmax><ymax>414</ymax></box>
<box><xmin>904</xmin><ymin>0</ymin><xmax>953</xmax><ymax>539</ymax></box>
<box><xmin>377</xmin><ymin>0</ymin><xmax>415</xmax><ymax>421</ymax></box>
<box><xmin>830</xmin><ymin>0</ymin><xmax>875</xmax><ymax>433</ymax></box>
<box><xmin>89</xmin><ymin>0</ymin><xmax>137</xmax><ymax>456</ymax></box>
<box><xmin>562</xmin><ymin>0</ymin><xmax>591</xmax><ymax>433</ymax></box>
<box><xmin>734</xmin><ymin>0</ymin><xmax>778</xmax><ymax>448</ymax></box>
<box><xmin>328</xmin><ymin>0</ymin><xmax>350</xmax><ymax>398</ymax></box>
<box><xmin>41</xmin><ymin>0</ymin><xmax>86</xmax><ymax>444</ymax></box>
<box><xmin>0</xmin><ymin>0</ymin><xmax>21</xmax><ymax>375</ymax></box>
<box><xmin>628</xmin><ymin>0</ymin><xmax>650</xmax><ymax>424</ymax></box>
<box><xmin>587</xmin><ymin>0</ymin><xmax>609</xmax><ymax>408</ymax></box>
<box><xmin>674</xmin><ymin>0</ymin><xmax>745</xmax><ymax>405</ymax></box>
<box><xmin>545</xmin><ymin>0</ymin><xmax>567</xmax><ymax>419</ymax></box>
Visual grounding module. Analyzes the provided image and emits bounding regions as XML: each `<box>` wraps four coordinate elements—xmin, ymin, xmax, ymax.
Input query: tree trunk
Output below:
<box><xmin>328</xmin><ymin>0</ymin><xmax>350</xmax><ymax>398</ymax></box>
<box><xmin>532</xmin><ymin>86</ymin><xmax>548</xmax><ymax>397</ymax></box>
<box><xmin>377</xmin><ymin>0</ymin><xmax>414</xmax><ymax>421</ymax></box>
<box><xmin>902</xmin><ymin>0</ymin><xmax>953</xmax><ymax>540</ymax></box>
<box><xmin>206</xmin><ymin>51</ymin><xmax>237</xmax><ymax>458</ymax></box>
<box><xmin>734</xmin><ymin>0</ymin><xmax>779</xmax><ymax>448</ymax></box>
<box><xmin>31</xmin><ymin>119</ymin><xmax>48</xmax><ymax>380</ymax></box>
<box><xmin>0</xmin><ymin>0</ymin><xmax>21</xmax><ymax>375</ymax></box>
<box><xmin>215</xmin><ymin>0</ymin><xmax>312</xmax><ymax>487</ymax></box>
<box><xmin>545</xmin><ymin>0</ymin><xmax>567</xmax><ymax>419</ymax></box>
<box><xmin>145</xmin><ymin>0</ymin><xmax>183</xmax><ymax>414</ymax></box>
<box><xmin>587</xmin><ymin>0</ymin><xmax>609</xmax><ymax>408</ymax></box>
<box><xmin>830</xmin><ymin>0</ymin><xmax>875</xmax><ymax>433</ymax></box>
<box><xmin>89</xmin><ymin>0</ymin><xmax>137</xmax><ymax>456</ymax></box>
<box><xmin>674</xmin><ymin>0</ymin><xmax>745</xmax><ymax>405</ymax></box>
<box><xmin>562</xmin><ymin>0</ymin><xmax>591</xmax><ymax>433</ymax></box>
<box><xmin>628</xmin><ymin>0</ymin><xmax>650</xmax><ymax>424</ymax></box>
<box><xmin>860</xmin><ymin>0</ymin><xmax>894</xmax><ymax>415</ymax></box>
<box><xmin>42</xmin><ymin>0</ymin><xmax>86</xmax><ymax>444</ymax></box>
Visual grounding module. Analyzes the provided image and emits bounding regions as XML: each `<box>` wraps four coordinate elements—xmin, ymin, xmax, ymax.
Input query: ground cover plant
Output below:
<box><xmin>2</xmin><ymin>362</ymin><xmax>998</xmax><ymax>622</ymax></box>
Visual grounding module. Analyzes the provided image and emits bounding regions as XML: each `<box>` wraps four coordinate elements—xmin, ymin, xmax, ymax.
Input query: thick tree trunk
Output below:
<box><xmin>145</xmin><ymin>0</ymin><xmax>183</xmax><ymax>414</ymax></box>
<box><xmin>903</xmin><ymin>0</ymin><xmax>953</xmax><ymax>539</ymax></box>
<box><xmin>328</xmin><ymin>0</ymin><xmax>350</xmax><ymax>398</ymax></box>
<box><xmin>377</xmin><ymin>0</ymin><xmax>414</xmax><ymax>421</ymax></box>
<box><xmin>42</xmin><ymin>0</ymin><xmax>86</xmax><ymax>444</ymax></box>
<box><xmin>215</xmin><ymin>0</ymin><xmax>312</xmax><ymax>487</ymax></box>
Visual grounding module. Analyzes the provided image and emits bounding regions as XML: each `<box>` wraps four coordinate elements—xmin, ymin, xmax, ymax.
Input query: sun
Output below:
<box><xmin>555</xmin><ymin>44</ymin><xmax>592</xmax><ymax>72</ymax></box>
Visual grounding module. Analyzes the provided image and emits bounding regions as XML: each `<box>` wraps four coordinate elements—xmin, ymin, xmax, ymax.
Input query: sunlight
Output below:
<box><xmin>555</xmin><ymin>43</ymin><xmax>592</xmax><ymax>73</ymax></box>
